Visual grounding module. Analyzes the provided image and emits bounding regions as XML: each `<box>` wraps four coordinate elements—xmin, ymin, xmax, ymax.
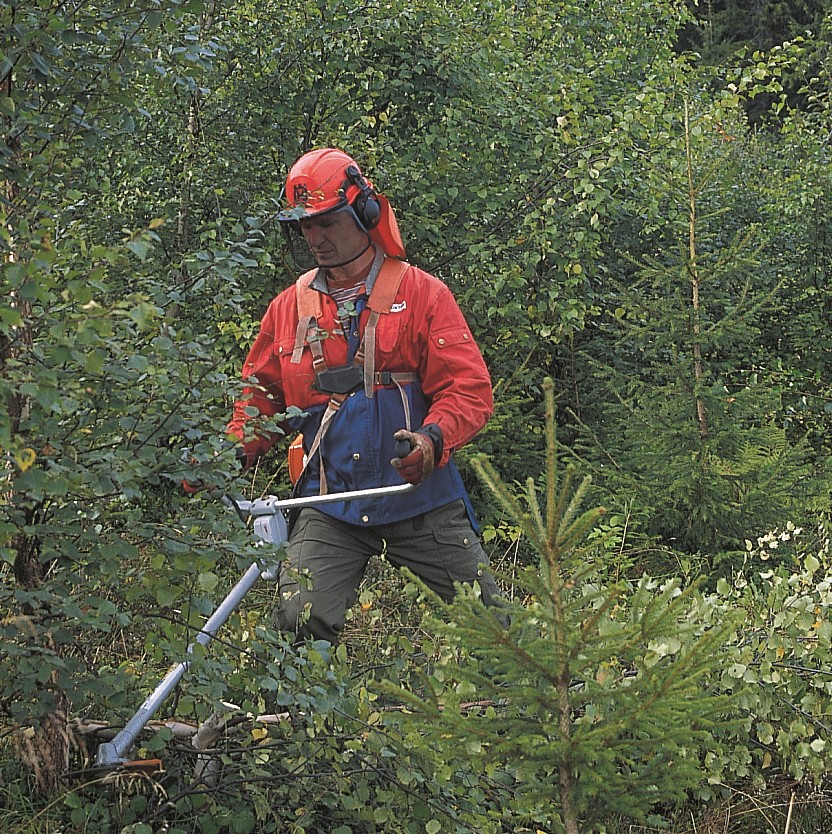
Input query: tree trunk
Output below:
<box><xmin>3</xmin><ymin>57</ymin><xmax>70</xmax><ymax>797</ymax></box>
<box><xmin>684</xmin><ymin>99</ymin><xmax>709</xmax><ymax>442</ymax></box>
<box><xmin>9</xmin><ymin>529</ymin><xmax>71</xmax><ymax>795</ymax></box>
<box><xmin>175</xmin><ymin>2</ymin><xmax>215</xmax><ymax>289</ymax></box>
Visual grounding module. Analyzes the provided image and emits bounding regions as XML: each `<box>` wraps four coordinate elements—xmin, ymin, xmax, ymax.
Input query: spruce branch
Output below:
<box><xmin>470</xmin><ymin>454</ymin><xmax>544</xmax><ymax>553</ymax></box>
<box><xmin>393</xmin><ymin>382</ymin><xmax>735</xmax><ymax>833</ymax></box>
<box><xmin>553</xmin><ymin>462</ymin><xmax>576</xmax><ymax>540</ymax></box>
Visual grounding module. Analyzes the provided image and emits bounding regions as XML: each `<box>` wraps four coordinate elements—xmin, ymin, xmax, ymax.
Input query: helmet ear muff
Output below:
<box><xmin>344</xmin><ymin>165</ymin><xmax>381</xmax><ymax>230</ymax></box>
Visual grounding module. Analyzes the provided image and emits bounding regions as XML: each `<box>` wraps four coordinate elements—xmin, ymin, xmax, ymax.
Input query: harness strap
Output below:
<box><xmin>303</xmin><ymin>396</ymin><xmax>342</xmax><ymax>495</ymax></box>
<box><xmin>292</xmin><ymin>316</ymin><xmax>313</xmax><ymax>364</ymax></box>
<box><xmin>307</xmin><ymin>327</ymin><xmax>327</xmax><ymax>374</ymax></box>
<box><xmin>392</xmin><ymin>373</ymin><xmax>413</xmax><ymax>432</ymax></box>
<box><xmin>368</xmin><ymin>258</ymin><xmax>408</xmax><ymax>313</ymax></box>
<box><xmin>291</xmin><ymin>270</ymin><xmax>322</xmax><ymax>364</ymax></box>
<box><xmin>296</xmin><ymin>269</ymin><xmax>323</xmax><ymax>318</ymax></box>
<box><xmin>361</xmin><ymin>258</ymin><xmax>407</xmax><ymax>397</ymax></box>
<box><xmin>291</xmin><ymin>255</ymin><xmax>412</xmax><ymax>494</ymax></box>
<box><xmin>360</xmin><ymin>310</ymin><xmax>379</xmax><ymax>398</ymax></box>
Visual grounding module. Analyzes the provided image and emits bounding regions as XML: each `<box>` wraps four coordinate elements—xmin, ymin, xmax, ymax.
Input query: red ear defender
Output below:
<box><xmin>344</xmin><ymin>165</ymin><xmax>381</xmax><ymax>230</ymax></box>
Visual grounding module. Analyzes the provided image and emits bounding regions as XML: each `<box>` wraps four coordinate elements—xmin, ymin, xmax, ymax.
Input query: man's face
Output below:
<box><xmin>300</xmin><ymin>208</ymin><xmax>369</xmax><ymax>268</ymax></box>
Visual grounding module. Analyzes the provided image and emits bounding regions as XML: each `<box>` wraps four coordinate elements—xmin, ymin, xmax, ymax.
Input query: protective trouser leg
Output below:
<box><xmin>276</xmin><ymin>501</ymin><xmax>502</xmax><ymax>644</ymax></box>
<box><xmin>382</xmin><ymin>500</ymin><xmax>500</xmax><ymax>605</ymax></box>
<box><xmin>275</xmin><ymin>508</ymin><xmax>375</xmax><ymax>644</ymax></box>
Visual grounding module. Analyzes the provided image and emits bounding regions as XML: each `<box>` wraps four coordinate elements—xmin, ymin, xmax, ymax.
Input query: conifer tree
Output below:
<box><xmin>392</xmin><ymin>379</ymin><xmax>736</xmax><ymax>833</ymax></box>
<box><xmin>581</xmin><ymin>100</ymin><xmax>816</xmax><ymax>561</ymax></box>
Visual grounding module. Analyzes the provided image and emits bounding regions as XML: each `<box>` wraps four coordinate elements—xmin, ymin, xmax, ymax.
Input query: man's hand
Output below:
<box><xmin>181</xmin><ymin>449</ymin><xmax>207</xmax><ymax>494</ymax></box>
<box><xmin>391</xmin><ymin>428</ymin><xmax>435</xmax><ymax>485</ymax></box>
<box><xmin>181</xmin><ymin>442</ymin><xmax>247</xmax><ymax>495</ymax></box>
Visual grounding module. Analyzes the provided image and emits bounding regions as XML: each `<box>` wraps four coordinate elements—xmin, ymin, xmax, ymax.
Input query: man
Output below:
<box><xmin>227</xmin><ymin>147</ymin><xmax>499</xmax><ymax>643</ymax></box>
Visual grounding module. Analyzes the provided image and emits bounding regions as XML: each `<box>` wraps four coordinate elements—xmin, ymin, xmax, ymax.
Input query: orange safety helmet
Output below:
<box><xmin>278</xmin><ymin>148</ymin><xmax>406</xmax><ymax>261</ymax></box>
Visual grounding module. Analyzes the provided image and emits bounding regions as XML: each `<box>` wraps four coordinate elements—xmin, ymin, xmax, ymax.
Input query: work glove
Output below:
<box><xmin>391</xmin><ymin>426</ymin><xmax>442</xmax><ymax>485</ymax></box>
<box><xmin>180</xmin><ymin>448</ymin><xmax>205</xmax><ymax>494</ymax></box>
<box><xmin>180</xmin><ymin>444</ymin><xmax>246</xmax><ymax>495</ymax></box>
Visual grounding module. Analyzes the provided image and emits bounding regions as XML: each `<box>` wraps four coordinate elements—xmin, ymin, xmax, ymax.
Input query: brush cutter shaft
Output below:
<box><xmin>95</xmin><ymin>482</ymin><xmax>415</xmax><ymax>769</ymax></box>
<box><xmin>96</xmin><ymin>561</ymin><xmax>264</xmax><ymax>768</ymax></box>
<box><xmin>234</xmin><ymin>482</ymin><xmax>414</xmax><ymax>516</ymax></box>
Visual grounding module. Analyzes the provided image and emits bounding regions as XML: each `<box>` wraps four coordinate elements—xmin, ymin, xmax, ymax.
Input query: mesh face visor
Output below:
<box><xmin>278</xmin><ymin>201</ymin><xmax>371</xmax><ymax>271</ymax></box>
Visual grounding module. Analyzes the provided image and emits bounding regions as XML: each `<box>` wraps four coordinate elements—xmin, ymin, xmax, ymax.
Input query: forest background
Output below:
<box><xmin>3</xmin><ymin>0</ymin><xmax>832</xmax><ymax>832</ymax></box>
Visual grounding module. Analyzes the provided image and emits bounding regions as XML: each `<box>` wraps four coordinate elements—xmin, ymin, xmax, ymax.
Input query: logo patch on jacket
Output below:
<box><xmin>390</xmin><ymin>301</ymin><xmax>407</xmax><ymax>313</ymax></box>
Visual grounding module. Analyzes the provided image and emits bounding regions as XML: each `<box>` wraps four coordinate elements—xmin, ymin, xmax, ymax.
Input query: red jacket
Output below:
<box><xmin>227</xmin><ymin>261</ymin><xmax>493</xmax><ymax>525</ymax></box>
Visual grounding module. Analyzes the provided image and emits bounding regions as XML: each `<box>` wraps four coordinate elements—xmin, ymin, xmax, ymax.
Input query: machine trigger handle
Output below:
<box><xmin>394</xmin><ymin>438</ymin><xmax>413</xmax><ymax>459</ymax></box>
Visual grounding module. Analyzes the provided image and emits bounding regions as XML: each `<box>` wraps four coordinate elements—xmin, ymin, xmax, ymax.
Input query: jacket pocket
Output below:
<box><xmin>274</xmin><ymin>337</ymin><xmax>318</xmax><ymax>405</ymax></box>
<box><xmin>428</xmin><ymin>324</ymin><xmax>477</xmax><ymax>373</ymax></box>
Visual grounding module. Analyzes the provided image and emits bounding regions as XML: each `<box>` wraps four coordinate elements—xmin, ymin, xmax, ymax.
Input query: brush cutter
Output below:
<box><xmin>94</xmin><ymin>477</ymin><xmax>414</xmax><ymax>771</ymax></box>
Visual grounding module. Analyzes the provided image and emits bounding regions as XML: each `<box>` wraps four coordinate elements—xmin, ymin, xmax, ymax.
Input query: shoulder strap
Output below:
<box><xmin>295</xmin><ymin>268</ymin><xmax>323</xmax><ymax>318</ymax></box>
<box><xmin>292</xmin><ymin>269</ymin><xmax>323</xmax><ymax>365</ymax></box>
<box><xmin>295</xmin><ymin>258</ymin><xmax>408</xmax><ymax>322</ymax></box>
<box><xmin>367</xmin><ymin>258</ymin><xmax>409</xmax><ymax>313</ymax></box>
<box><xmin>360</xmin><ymin>258</ymin><xmax>410</xmax><ymax>397</ymax></box>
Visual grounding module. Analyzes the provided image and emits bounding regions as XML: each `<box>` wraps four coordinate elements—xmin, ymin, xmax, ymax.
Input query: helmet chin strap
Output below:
<box><xmin>311</xmin><ymin>238</ymin><xmax>372</xmax><ymax>270</ymax></box>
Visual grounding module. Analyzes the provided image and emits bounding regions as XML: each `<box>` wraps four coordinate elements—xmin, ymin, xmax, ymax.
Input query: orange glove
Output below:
<box><xmin>181</xmin><ymin>453</ymin><xmax>203</xmax><ymax>494</ymax></box>
<box><xmin>391</xmin><ymin>428</ymin><xmax>436</xmax><ymax>485</ymax></box>
<box><xmin>180</xmin><ymin>443</ymin><xmax>246</xmax><ymax>495</ymax></box>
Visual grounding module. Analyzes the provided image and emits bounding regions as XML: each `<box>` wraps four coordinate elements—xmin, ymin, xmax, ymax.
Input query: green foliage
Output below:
<box><xmin>702</xmin><ymin>523</ymin><xmax>832</xmax><ymax>790</ymax></box>
<box><xmin>0</xmin><ymin>0</ymin><xmax>282</xmax><ymax>796</ymax></box>
<box><xmin>389</xmin><ymin>380</ymin><xmax>737</xmax><ymax>833</ymax></box>
<box><xmin>3</xmin><ymin>623</ymin><xmax>514</xmax><ymax>834</ymax></box>
<box><xmin>2</xmin><ymin>0</ymin><xmax>832</xmax><ymax>829</ymax></box>
<box><xmin>573</xmin><ymin>90</ymin><xmax>824</xmax><ymax>560</ymax></box>
<box><xmin>0</xmin><ymin>207</ymin><xmax>272</xmax><ymax>707</ymax></box>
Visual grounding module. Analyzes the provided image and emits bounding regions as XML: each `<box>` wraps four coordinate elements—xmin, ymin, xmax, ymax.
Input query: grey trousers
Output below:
<box><xmin>275</xmin><ymin>499</ymin><xmax>500</xmax><ymax>643</ymax></box>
